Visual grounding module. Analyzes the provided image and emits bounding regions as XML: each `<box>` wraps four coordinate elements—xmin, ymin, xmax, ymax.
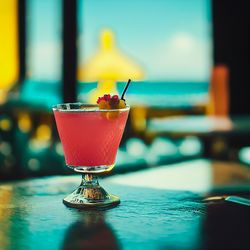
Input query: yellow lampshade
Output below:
<box><xmin>78</xmin><ymin>29</ymin><xmax>144</xmax><ymax>103</ymax></box>
<box><xmin>78</xmin><ymin>29</ymin><xmax>144</xmax><ymax>81</ymax></box>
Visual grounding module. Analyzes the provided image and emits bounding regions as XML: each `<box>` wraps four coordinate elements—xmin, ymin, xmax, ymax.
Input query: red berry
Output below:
<box><xmin>109</xmin><ymin>95</ymin><xmax>119</xmax><ymax>108</ymax></box>
<box><xmin>103</xmin><ymin>94</ymin><xmax>111</xmax><ymax>101</ymax></box>
<box><xmin>112</xmin><ymin>95</ymin><xmax>119</xmax><ymax>100</ymax></box>
<box><xmin>97</xmin><ymin>96</ymin><xmax>105</xmax><ymax>104</ymax></box>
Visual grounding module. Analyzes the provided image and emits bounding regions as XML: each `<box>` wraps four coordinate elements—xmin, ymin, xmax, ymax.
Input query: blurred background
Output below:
<box><xmin>0</xmin><ymin>0</ymin><xmax>249</xmax><ymax>179</ymax></box>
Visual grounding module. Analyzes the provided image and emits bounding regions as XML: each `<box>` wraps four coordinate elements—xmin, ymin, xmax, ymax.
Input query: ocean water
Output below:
<box><xmin>79</xmin><ymin>81</ymin><xmax>210</xmax><ymax>108</ymax></box>
<box><xmin>79</xmin><ymin>81</ymin><xmax>209</xmax><ymax>95</ymax></box>
<box><xmin>21</xmin><ymin>80</ymin><xmax>209</xmax><ymax>108</ymax></box>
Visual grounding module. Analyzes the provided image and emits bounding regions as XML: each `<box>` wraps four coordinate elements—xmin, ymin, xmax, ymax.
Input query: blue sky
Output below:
<box><xmin>27</xmin><ymin>0</ymin><xmax>212</xmax><ymax>82</ymax></box>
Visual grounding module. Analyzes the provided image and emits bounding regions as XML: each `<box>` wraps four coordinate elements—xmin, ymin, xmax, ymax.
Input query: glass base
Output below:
<box><xmin>63</xmin><ymin>174</ymin><xmax>120</xmax><ymax>209</ymax></box>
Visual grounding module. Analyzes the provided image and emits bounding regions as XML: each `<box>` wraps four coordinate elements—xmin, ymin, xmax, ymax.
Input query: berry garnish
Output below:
<box><xmin>109</xmin><ymin>95</ymin><xmax>119</xmax><ymax>108</ymax></box>
<box><xmin>97</xmin><ymin>94</ymin><xmax>126</xmax><ymax>110</ymax></box>
<box><xmin>103</xmin><ymin>94</ymin><xmax>111</xmax><ymax>101</ymax></box>
<box><xmin>96</xmin><ymin>80</ymin><xmax>130</xmax><ymax>119</ymax></box>
<box><xmin>118</xmin><ymin>99</ymin><xmax>126</xmax><ymax>109</ymax></box>
<box><xmin>98</xmin><ymin>99</ymin><xmax>110</xmax><ymax>109</ymax></box>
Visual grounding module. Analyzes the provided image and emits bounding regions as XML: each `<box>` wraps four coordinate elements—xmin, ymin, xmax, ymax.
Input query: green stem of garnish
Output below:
<box><xmin>121</xmin><ymin>79</ymin><xmax>131</xmax><ymax>101</ymax></box>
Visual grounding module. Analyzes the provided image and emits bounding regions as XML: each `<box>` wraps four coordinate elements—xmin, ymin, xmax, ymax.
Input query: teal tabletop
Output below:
<box><xmin>1</xmin><ymin>159</ymin><xmax>250</xmax><ymax>250</ymax></box>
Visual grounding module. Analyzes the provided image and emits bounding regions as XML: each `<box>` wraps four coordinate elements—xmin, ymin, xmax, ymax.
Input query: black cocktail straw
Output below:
<box><xmin>121</xmin><ymin>79</ymin><xmax>131</xmax><ymax>100</ymax></box>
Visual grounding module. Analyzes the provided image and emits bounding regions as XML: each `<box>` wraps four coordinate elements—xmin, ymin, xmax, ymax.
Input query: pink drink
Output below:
<box><xmin>53</xmin><ymin>105</ymin><xmax>129</xmax><ymax>168</ymax></box>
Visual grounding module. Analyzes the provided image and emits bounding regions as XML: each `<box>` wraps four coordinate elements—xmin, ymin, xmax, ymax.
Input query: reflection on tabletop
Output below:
<box><xmin>62</xmin><ymin>211</ymin><xmax>120</xmax><ymax>250</ymax></box>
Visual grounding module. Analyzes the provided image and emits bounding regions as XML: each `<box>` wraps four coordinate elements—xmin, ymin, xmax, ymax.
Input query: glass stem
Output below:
<box><xmin>81</xmin><ymin>174</ymin><xmax>99</xmax><ymax>187</ymax></box>
<box><xmin>77</xmin><ymin>174</ymin><xmax>108</xmax><ymax>201</ymax></box>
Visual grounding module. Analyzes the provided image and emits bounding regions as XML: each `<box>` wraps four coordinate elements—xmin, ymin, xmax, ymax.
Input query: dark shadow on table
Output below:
<box><xmin>200</xmin><ymin>201</ymin><xmax>250</xmax><ymax>250</ymax></box>
<box><xmin>61</xmin><ymin>211</ymin><xmax>121</xmax><ymax>250</ymax></box>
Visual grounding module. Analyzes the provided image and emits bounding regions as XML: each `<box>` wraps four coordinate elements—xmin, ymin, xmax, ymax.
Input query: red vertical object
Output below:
<box><xmin>207</xmin><ymin>65</ymin><xmax>229</xmax><ymax>116</ymax></box>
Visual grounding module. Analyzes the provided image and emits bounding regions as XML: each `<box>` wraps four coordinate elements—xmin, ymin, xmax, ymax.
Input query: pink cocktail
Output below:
<box><xmin>53</xmin><ymin>103</ymin><xmax>130</xmax><ymax>208</ymax></box>
<box><xmin>54</xmin><ymin>105</ymin><xmax>129</xmax><ymax>170</ymax></box>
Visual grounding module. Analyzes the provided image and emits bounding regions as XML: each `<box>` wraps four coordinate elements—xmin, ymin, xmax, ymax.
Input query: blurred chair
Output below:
<box><xmin>143</xmin><ymin>64</ymin><xmax>239</xmax><ymax>160</ymax></box>
<box><xmin>132</xmin><ymin>65</ymin><xmax>230</xmax><ymax>136</ymax></box>
<box><xmin>146</xmin><ymin>64</ymin><xmax>250</xmax><ymax>160</ymax></box>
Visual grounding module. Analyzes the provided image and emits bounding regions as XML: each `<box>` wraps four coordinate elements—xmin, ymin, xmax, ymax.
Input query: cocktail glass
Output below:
<box><xmin>53</xmin><ymin>103</ymin><xmax>129</xmax><ymax>209</ymax></box>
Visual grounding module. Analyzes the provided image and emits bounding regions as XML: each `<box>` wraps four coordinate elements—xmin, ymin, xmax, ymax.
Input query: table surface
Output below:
<box><xmin>1</xmin><ymin>159</ymin><xmax>250</xmax><ymax>250</ymax></box>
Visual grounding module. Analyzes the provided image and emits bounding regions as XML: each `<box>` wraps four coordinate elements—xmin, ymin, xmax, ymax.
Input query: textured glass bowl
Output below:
<box><xmin>53</xmin><ymin>103</ymin><xmax>129</xmax><ymax>209</ymax></box>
